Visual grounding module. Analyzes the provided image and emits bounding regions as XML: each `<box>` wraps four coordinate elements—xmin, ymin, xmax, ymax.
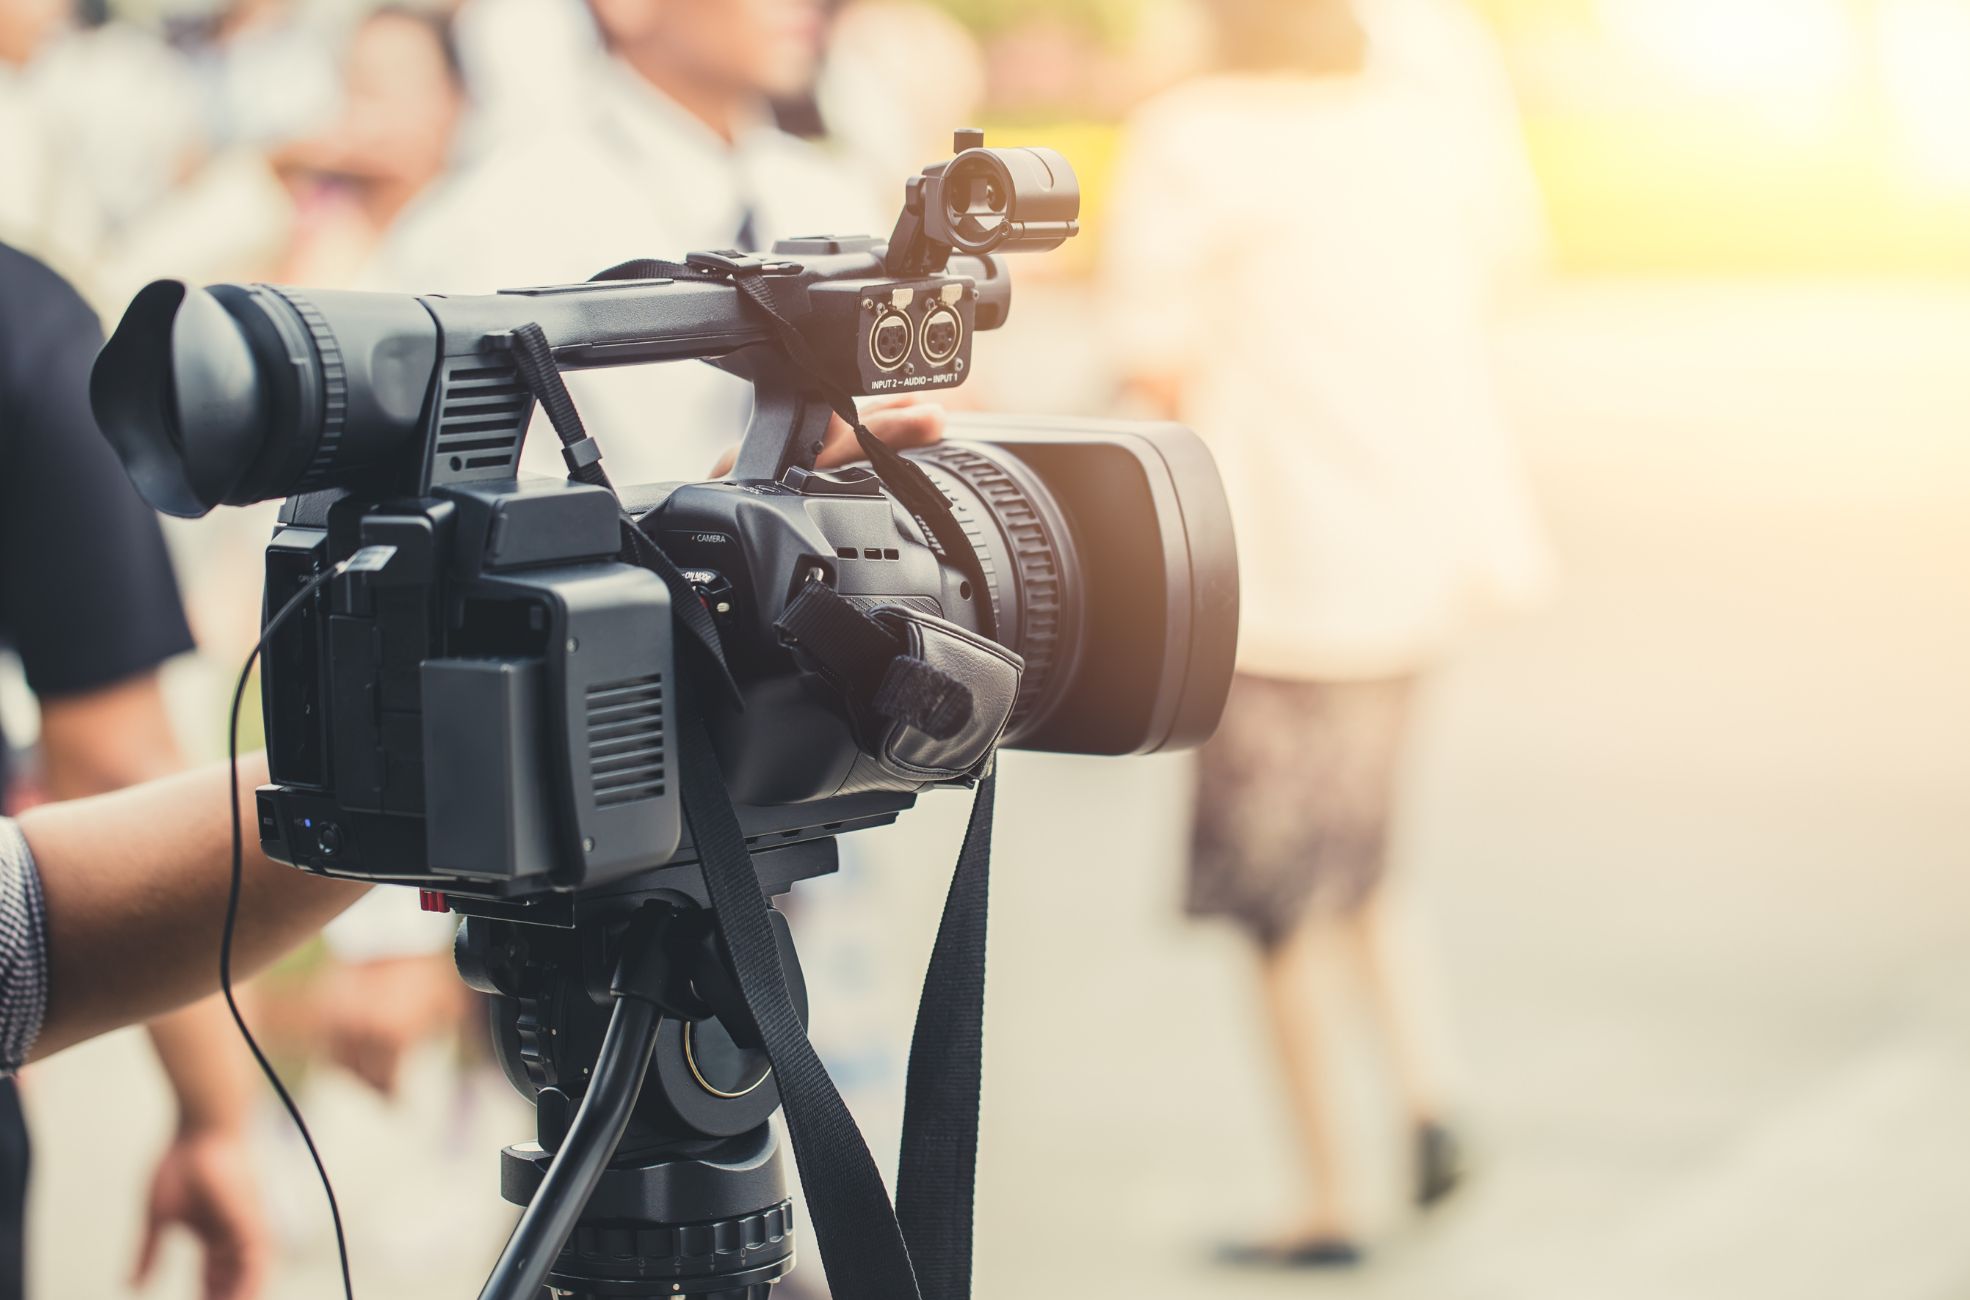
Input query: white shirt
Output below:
<box><xmin>1102</xmin><ymin>49</ymin><xmax>1552</xmax><ymax>680</ymax></box>
<box><xmin>449</xmin><ymin>0</ymin><xmax>601</xmax><ymax>150</ymax></box>
<box><xmin>378</xmin><ymin>60</ymin><xmax>886</xmax><ymax>482</ymax></box>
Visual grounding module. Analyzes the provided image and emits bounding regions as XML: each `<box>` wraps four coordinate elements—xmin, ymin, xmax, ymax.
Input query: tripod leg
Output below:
<box><xmin>478</xmin><ymin>995</ymin><xmax>662</xmax><ymax>1300</ymax></box>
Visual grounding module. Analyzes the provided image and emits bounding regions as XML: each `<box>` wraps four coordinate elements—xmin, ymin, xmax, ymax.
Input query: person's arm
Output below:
<box><xmin>39</xmin><ymin>678</ymin><xmax>263</xmax><ymax>1090</ymax></box>
<box><xmin>19</xmin><ymin>754</ymin><xmax>369</xmax><ymax>1061</ymax></box>
<box><xmin>132</xmin><ymin>995</ymin><xmax>269</xmax><ymax>1299</ymax></box>
<box><xmin>38</xmin><ymin>677</ymin><xmax>272</xmax><ymax>1300</ymax></box>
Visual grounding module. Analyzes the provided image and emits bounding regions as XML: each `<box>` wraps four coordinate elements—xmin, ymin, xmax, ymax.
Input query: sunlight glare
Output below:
<box><xmin>1597</xmin><ymin>0</ymin><xmax>1856</xmax><ymax>128</ymax></box>
<box><xmin>1880</xmin><ymin>0</ymin><xmax>1970</xmax><ymax>191</ymax></box>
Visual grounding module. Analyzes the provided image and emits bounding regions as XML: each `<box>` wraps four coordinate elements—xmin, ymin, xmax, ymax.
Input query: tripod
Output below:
<box><xmin>462</xmin><ymin>843</ymin><xmax>831</xmax><ymax>1299</ymax></box>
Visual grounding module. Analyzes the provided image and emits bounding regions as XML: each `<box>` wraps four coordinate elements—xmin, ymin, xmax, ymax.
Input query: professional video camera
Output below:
<box><xmin>91</xmin><ymin>133</ymin><xmax>1238</xmax><ymax>1300</ymax></box>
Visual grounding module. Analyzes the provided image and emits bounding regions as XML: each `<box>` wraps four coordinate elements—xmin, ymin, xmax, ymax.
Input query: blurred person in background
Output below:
<box><xmin>0</xmin><ymin>242</ymin><xmax>268</xmax><ymax>1298</ymax></box>
<box><xmin>0</xmin><ymin>0</ymin><xmax>204</xmax><ymax>286</ymax></box>
<box><xmin>1103</xmin><ymin>0</ymin><xmax>1552</xmax><ymax>1268</ymax></box>
<box><xmin>447</xmin><ymin>0</ymin><xmax>599</xmax><ymax>147</ymax></box>
<box><xmin>817</xmin><ymin>1</ymin><xmax>986</xmax><ymax>193</ymax></box>
<box><xmin>394</xmin><ymin>0</ymin><xmax>903</xmax><ymax>481</ymax></box>
<box><xmin>184</xmin><ymin>0</ymin><xmax>338</xmax><ymax>152</ymax></box>
<box><xmin>270</xmin><ymin>4</ymin><xmax>473</xmax><ymax>289</ymax></box>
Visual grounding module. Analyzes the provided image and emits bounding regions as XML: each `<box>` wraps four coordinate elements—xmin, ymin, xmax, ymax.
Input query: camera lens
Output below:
<box><xmin>919</xmin><ymin>305</ymin><xmax>962</xmax><ymax>366</ymax></box>
<box><xmin>869</xmin><ymin>310</ymin><xmax>911</xmax><ymax>371</ymax></box>
<box><xmin>92</xmin><ymin>280</ymin><xmax>438</xmax><ymax>516</ymax></box>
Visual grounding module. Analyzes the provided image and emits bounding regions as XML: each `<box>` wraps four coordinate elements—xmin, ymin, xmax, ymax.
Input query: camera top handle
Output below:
<box><xmin>90</xmin><ymin>133</ymin><xmax>1074</xmax><ymax>521</ymax></box>
<box><xmin>439</xmin><ymin>240</ymin><xmax>1005</xmax><ymax>484</ymax></box>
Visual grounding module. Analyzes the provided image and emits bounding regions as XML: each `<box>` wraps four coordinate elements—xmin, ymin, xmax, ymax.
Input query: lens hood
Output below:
<box><xmin>91</xmin><ymin>280</ymin><xmax>270</xmax><ymax>518</ymax></box>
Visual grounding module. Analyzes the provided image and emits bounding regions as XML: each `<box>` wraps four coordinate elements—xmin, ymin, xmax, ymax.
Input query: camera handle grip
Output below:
<box><xmin>719</xmin><ymin>343</ymin><xmax>838</xmax><ymax>483</ymax></box>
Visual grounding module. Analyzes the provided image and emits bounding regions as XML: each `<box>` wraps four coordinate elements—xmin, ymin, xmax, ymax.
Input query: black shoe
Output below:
<box><xmin>1217</xmin><ymin>1238</ymin><xmax>1365</xmax><ymax>1270</ymax></box>
<box><xmin>1415</xmin><ymin>1120</ymin><xmax>1466</xmax><ymax>1209</ymax></box>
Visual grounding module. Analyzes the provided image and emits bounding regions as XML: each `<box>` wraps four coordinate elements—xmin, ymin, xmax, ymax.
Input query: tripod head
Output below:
<box><xmin>462</xmin><ymin>884</ymin><xmax>813</xmax><ymax>1297</ymax></box>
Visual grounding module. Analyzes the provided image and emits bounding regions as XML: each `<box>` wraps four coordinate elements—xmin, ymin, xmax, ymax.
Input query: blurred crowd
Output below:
<box><xmin>0</xmin><ymin>0</ymin><xmax>1551</xmax><ymax>1295</ymax></box>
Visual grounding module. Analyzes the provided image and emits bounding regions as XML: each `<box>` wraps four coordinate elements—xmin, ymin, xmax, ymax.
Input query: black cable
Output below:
<box><xmin>224</xmin><ymin>561</ymin><xmax>356</xmax><ymax>1300</ymax></box>
<box><xmin>476</xmin><ymin>995</ymin><xmax>663</xmax><ymax>1300</ymax></box>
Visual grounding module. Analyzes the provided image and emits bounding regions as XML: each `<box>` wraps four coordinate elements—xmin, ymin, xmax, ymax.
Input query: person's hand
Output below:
<box><xmin>132</xmin><ymin>1125</ymin><xmax>270</xmax><ymax>1300</ymax></box>
<box><xmin>709</xmin><ymin>395</ymin><xmax>945</xmax><ymax>477</ymax></box>
<box><xmin>317</xmin><ymin>953</ymin><xmax>473</xmax><ymax>1098</ymax></box>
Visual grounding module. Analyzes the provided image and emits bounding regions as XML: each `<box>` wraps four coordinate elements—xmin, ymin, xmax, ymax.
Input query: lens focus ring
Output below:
<box><xmin>267</xmin><ymin>287</ymin><xmax>347</xmax><ymax>491</ymax></box>
<box><xmin>913</xmin><ymin>443</ymin><xmax>1081</xmax><ymax>738</ymax></box>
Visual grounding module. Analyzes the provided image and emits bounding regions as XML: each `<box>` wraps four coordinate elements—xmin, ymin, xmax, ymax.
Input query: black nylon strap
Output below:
<box><xmin>504</xmin><ymin>322</ymin><xmax>613</xmax><ymax>490</ymax></box>
<box><xmin>777</xmin><ymin>582</ymin><xmax>973</xmax><ymax>741</ymax></box>
<box><xmin>896</xmin><ymin>768</ymin><xmax>994</xmax><ymax>1300</ymax></box>
<box><xmin>675</xmin><ymin>702</ymin><xmax>926</xmax><ymax>1300</ymax></box>
<box><xmin>675</xmin><ymin>692</ymin><xmax>997</xmax><ymax>1300</ymax></box>
<box><xmin>777</xmin><ymin>580</ymin><xmax>900</xmax><ymax>694</ymax></box>
<box><xmin>589</xmin><ymin>257</ymin><xmax>709</xmax><ymax>283</ymax></box>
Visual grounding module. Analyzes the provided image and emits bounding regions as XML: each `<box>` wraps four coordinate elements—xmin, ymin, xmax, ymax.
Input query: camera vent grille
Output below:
<box><xmin>433</xmin><ymin>361</ymin><xmax>528</xmax><ymax>479</ymax></box>
<box><xmin>584</xmin><ymin>673</ymin><xmax>666</xmax><ymax>807</ymax></box>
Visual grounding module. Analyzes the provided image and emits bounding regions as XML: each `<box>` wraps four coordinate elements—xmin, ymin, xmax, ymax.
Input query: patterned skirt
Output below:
<box><xmin>1188</xmin><ymin>674</ymin><xmax>1416</xmax><ymax>949</ymax></box>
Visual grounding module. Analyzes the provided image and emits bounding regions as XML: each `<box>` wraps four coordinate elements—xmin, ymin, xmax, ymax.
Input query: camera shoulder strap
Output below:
<box><xmin>895</xmin><ymin>765</ymin><xmax>994</xmax><ymax>1300</ymax></box>
<box><xmin>675</xmin><ymin>701</ymin><xmax>931</xmax><ymax>1299</ymax></box>
<box><xmin>674</xmin><ymin>698</ymin><xmax>997</xmax><ymax>1300</ymax></box>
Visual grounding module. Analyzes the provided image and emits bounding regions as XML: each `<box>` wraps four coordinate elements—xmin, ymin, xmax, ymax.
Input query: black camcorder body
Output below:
<box><xmin>92</xmin><ymin>136</ymin><xmax>1243</xmax><ymax>1300</ymax></box>
<box><xmin>91</xmin><ymin>140</ymin><xmax>1240</xmax><ymax>921</ymax></box>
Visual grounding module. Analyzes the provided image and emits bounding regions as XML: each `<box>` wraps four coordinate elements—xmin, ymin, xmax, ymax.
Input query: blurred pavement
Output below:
<box><xmin>24</xmin><ymin>280</ymin><xmax>1970</xmax><ymax>1299</ymax></box>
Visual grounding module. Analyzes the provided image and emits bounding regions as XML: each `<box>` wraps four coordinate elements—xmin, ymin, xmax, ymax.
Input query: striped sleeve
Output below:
<box><xmin>0</xmin><ymin>819</ymin><xmax>49</xmax><ymax>1074</ymax></box>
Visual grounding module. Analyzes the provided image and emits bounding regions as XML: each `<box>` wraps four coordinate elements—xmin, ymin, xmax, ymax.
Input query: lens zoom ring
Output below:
<box><xmin>917</xmin><ymin>445</ymin><xmax>1064</xmax><ymax>732</ymax></box>
<box><xmin>269</xmin><ymin>288</ymin><xmax>348</xmax><ymax>488</ymax></box>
